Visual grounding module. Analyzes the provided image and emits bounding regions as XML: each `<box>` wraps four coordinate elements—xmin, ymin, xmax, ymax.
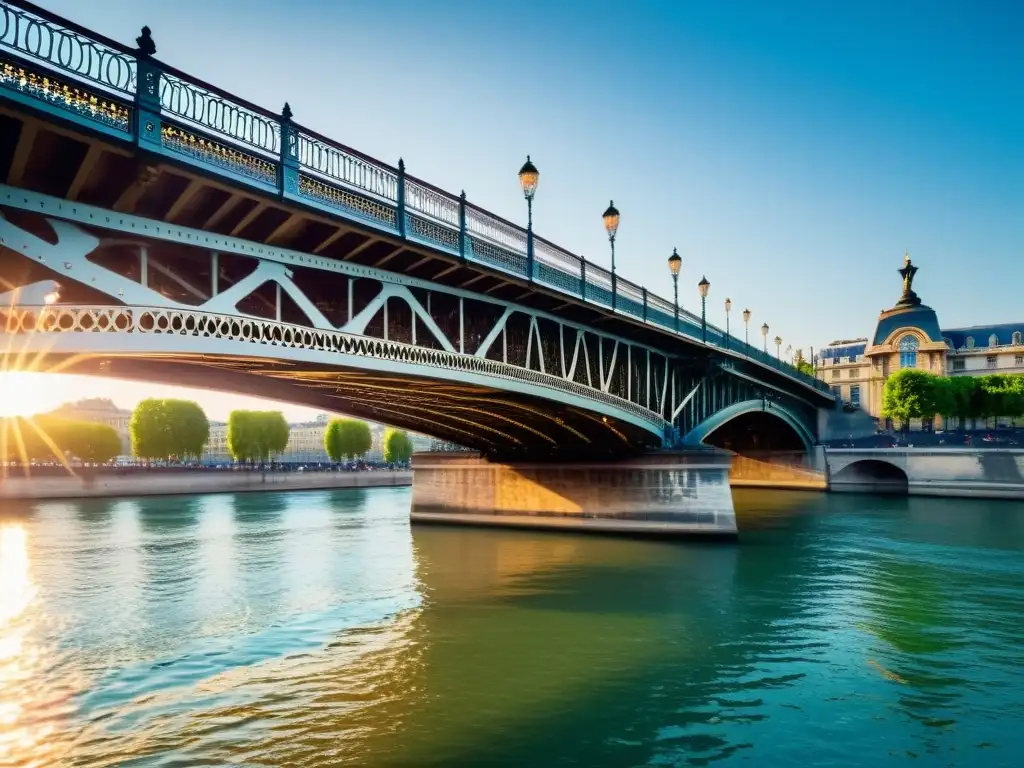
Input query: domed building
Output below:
<box><xmin>815</xmin><ymin>253</ymin><xmax>1024</xmax><ymax>430</ymax></box>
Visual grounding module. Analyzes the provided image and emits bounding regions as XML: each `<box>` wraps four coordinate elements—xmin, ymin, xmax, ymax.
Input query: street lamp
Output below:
<box><xmin>602</xmin><ymin>200</ymin><xmax>620</xmax><ymax>310</ymax></box>
<box><xmin>775</xmin><ymin>335</ymin><xmax>782</xmax><ymax>360</ymax></box>
<box><xmin>761</xmin><ymin>322</ymin><xmax>769</xmax><ymax>353</ymax></box>
<box><xmin>668</xmin><ymin>247</ymin><xmax>682</xmax><ymax>332</ymax></box>
<box><xmin>697</xmin><ymin>275</ymin><xmax>710</xmax><ymax>343</ymax></box>
<box><xmin>724</xmin><ymin>298</ymin><xmax>732</xmax><ymax>350</ymax></box>
<box><xmin>743</xmin><ymin>308</ymin><xmax>751</xmax><ymax>347</ymax></box>
<box><xmin>518</xmin><ymin>155</ymin><xmax>539</xmax><ymax>279</ymax></box>
<box><xmin>785</xmin><ymin>344</ymin><xmax>793</xmax><ymax>363</ymax></box>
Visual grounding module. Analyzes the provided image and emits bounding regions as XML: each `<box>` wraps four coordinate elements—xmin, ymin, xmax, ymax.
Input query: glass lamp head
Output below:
<box><xmin>667</xmin><ymin>248</ymin><xmax>682</xmax><ymax>277</ymax></box>
<box><xmin>602</xmin><ymin>200</ymin><xmax>620</xmax><ymax>238</ymax></box>
<box><xmin>725</xmin><ymin>297</ymin><xmax>732</xmax><ymax>313</ymax></box>
<box><xmin>698</xmin><ymin>275</ymin><xmax>710</xmax><ymax>299</ymax></box>
<box><xmin>518</xmin><ymin>155</ymin><xmax>539</xmax><ymax>201</ymax></box>
<box><xmin>743</xmin><ymin>308</ymin><xmax>751</xmax><ymax>323</ymax></box>
<box><xmin>761</xmin><ymin>322</ymin><xmax>769</xmax><ymax>337</ymax></box>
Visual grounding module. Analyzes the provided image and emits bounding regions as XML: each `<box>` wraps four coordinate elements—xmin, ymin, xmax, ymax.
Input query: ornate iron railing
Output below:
<box><xmin>0</xmin><ymin>304</ymin><xmax>670</xmax><ymax>434</ymax></box>
<box><xmin>0</xmin><ymin>0</ymin><xmax>831</xmax><ymax>398</ymax></box>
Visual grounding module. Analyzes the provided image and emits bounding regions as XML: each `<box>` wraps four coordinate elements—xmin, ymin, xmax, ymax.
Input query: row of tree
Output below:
<box><xmin>1</xmin><ymin>415</ymin><xmax>122</xmax><ymax>463</ymax></box>
<box><xmin>882</xmin><ymin>371</ymin><xmax>1024</xmax><ymax>429</ymax></box>
<box><xmin>3</xmin><ymin>398</ymin><xmax>417</xmax><ymax>466</ymax></box>
<box><xmin>322</xmin><ymin>419</ymin><xmax>414</xmax><ymax>464</ymax></box>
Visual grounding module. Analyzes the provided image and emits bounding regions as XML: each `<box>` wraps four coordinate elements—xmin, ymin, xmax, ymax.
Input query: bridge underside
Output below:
<box><xmin>2</xmin><ymin>347</ymin><xmax>660</xmax><ymax>461</ymax></box>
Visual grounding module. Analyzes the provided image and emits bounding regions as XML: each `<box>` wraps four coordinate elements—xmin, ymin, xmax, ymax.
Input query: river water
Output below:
<box><xmin>1</xmin><ymin>488</ymin><xmax>1022</xmax><ymax>767</ymax></box>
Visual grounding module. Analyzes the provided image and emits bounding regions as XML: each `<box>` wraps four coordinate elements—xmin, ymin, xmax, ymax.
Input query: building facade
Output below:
<box><xmin>816</xmin><ymin>254</ymin><xmax>1024</xmax><ymax>429</ymax></box>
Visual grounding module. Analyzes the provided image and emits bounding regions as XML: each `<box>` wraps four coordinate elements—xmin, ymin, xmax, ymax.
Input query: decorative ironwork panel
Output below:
<box><xmin>159</xmin><ymin>73</ymin><xmax>279</xmax><ymax>158</ymax></box>
<box><xmin>465</xmin><ymin>207</ymin><xmax>527</xmax><ymax>255</ymax></box>
<box><xmin>406</xmin><ymin>213</ymin><xmax>459</xmax><ymax>252</ymax></box>
<box><xmin>0</xmin><ymin>3</ymin><xmax>135</xmax><ymax>96</ymax></box>
<box><xmin>162</xmin><ymin>123</ymin><xmax>276</xmax><ymax>185</ymax></box>
<box><xmin>297</xmin><ymin>174</ymin><xmax>397</xmax><ymax>229</ymax></box>
<box><xmin>534</xmin><ymin>240</ymin><xmax>582</xmax><ymax>295</ymax></box>
<box><xmin>467</xmin><ymin>237</ymin><xmax>527</xmax><ymax>277</ymax></box>
<box><xmin>0</xmin><ymin>56</ymin><xmax>130</xmax><ymax>131</ymax></box>
<box><xmin>297</xmin><ymin>133</ymin><xmax>398</xmax><ymax>201</ymax></box>
<box><xmin>405</xmin><ymin>179</ymin><xmax>459</xmax><ymax>227</ymax></box>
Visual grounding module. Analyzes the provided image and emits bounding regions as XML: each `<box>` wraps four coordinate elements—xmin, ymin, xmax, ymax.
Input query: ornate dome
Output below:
<box><xmin>871</xmin><ymin>252</ymin><xmax>943</xmax><ymax>345</ymax></box>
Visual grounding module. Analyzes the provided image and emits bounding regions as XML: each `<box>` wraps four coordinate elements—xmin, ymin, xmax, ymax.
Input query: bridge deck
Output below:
<box><xmin>0</xmin><ymin>0</ymin><xmax>831</xmax><ymax>407</ymax></box>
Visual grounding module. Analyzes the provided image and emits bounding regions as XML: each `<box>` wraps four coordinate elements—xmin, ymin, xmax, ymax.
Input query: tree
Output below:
<box><xmin>793</xmin><ymin>349</ymin><xmax>814</xmax><ymax>377</ymax></box>
<box><xmin>324</xmin><ymin>418</ymin><xmax>372</xmax><ymax>462</ymax></box>
<box><xmin>64</xmin><ymin>421</ymin><xmax>122</xmax><ymax>463</ymax></box>
<box><xmin>1</xmin><ymin>416</ymin><xmax>120</xmax><ymax>464</ymax></box>
<box><xmin>383</xmin><ymin>427</ymin><xmax>414</xmax><ymax>465</ymax></box>
<box><xmin>227</xmin><ymin>410</ymin><xmax>290</xmax><ymax>464</ymax></box>
<box><xmin>131</xmin><ymin>399</ymin><xmax>209</xmax><ymax>461</ymax></box>
<box><xmin>882</xmin><ymin>369</ymin><xmax>945</xmax><ymax>431</ymax></box>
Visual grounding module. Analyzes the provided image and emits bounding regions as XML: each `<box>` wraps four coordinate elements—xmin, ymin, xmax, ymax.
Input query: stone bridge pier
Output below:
<box><xmin>411</xmin><ymin>450</ymin><xmax>738</xmax><ymax>537</ymax></box>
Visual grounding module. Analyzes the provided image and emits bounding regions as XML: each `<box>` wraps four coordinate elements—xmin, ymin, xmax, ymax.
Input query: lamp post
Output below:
<box><xmin>785</xmin><ymin>344</ymin><xmax>793</xmax><ymax>363</ymax></box>
<box><xmin>602</xmin><ymin>201</ymin><xmax>620</xmax><ymax>310</ymax></box>
<box><xmin>698</xmin><ymin>275</ymin><xmax>710</xmax><ymax>343</ymax></box>
<box><xmin>761</xmin><ymin>322</ymin><xmax>769</xmax><ymax>353</ymax></box>
<box><xmin>668</xmin><ymin>248</ymin><xmax>682</xmax><ymax>332</ymax></box>
<box><xmin>518</xmin><ymin>156</ymin><xmax>539</xmax><ymax>280</ymax></box>
<box><xmin>724</xmin><ymin>298</ymin><xmax>732</xmax><ymax>350</ymax></box>
<box><xmin>743</xmin><ymin>308</ymin><xmax>751</xmax><ymax>347</ymax></box>
<box><xmin>775</xmin><ymin>335</ymin><xmax>782</xmax><ymax>360</ymax></box>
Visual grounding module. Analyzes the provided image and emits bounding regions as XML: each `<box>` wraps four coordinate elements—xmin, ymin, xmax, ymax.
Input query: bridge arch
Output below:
<box><xmin>682</xmin><ymin>398</ymin><xmax>814</xmax><ymax>453</ymax></box>
<box><xmin>831</xmin><ymin>459</ymin><xmax>908</xmax><ymax>494</ymax></box>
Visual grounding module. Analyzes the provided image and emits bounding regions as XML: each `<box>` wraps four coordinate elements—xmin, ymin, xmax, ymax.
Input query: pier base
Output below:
<box><xmin>411</xmin><ymin>450</ymin><xmax>737</xmax><ymax>538</ymax></box>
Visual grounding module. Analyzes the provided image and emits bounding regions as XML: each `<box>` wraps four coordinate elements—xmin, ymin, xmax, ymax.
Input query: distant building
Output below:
<box><xmin>816</xmin><ymin>253</ymin><xmax>1024</xmax><ymax>430</ymax></box>
<box><xmin>46</xmin><ymin>398</ymin><xmax>133</xmax><ymax>453</ymax></box>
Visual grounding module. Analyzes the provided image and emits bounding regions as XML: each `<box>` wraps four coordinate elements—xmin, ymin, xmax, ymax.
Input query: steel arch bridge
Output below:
<box><xmin>0</xmin><ymin>0</ymin><xmax>832</xmax><ymax>460</ymax></box>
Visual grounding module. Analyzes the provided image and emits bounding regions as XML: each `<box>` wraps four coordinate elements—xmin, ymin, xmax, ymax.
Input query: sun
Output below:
<box><xmin>0</xmin><ymin>371</ymin><xmax>50</xmax><ymax>418</ymax></box>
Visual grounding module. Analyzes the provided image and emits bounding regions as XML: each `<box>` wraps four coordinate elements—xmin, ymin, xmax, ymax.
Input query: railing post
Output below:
<box><xmin>278</xmin><ymin>103</ymin><xmax>299</xmax><ymax>197</ymax></box>
<box><xmin>133</xmin><ymin>27</ymin><xmax>162</xmax><ymax>151</ymax></box>
<box><xmin>580</xmin><ymin>259</ymin><xmax>587</xmax><ymax>301</ymax></box>
<box><xmin>458</xmin><ymin>191</ymin><xmax>467</xmax><ymax>263</ymax></box>
<box><xmin>396</xmin><ymin>158</ymin><xmax>407</xmax><ymax>237</ymax></box>
<box><xmin>642</xmin><ymin>288</ymin><xmax>647</xmax><ymax>322</ymax></box>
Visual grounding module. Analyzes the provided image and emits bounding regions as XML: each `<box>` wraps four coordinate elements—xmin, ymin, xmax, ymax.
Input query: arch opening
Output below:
<box><xmin>832</xmin><ymin>459</ymin><xmax>908</xmax><ymax>495</ymax></box>
<box><xmin>703</xmin><ymin>410</ymin><xmax>808</xmax><ymax>454</ymax></box>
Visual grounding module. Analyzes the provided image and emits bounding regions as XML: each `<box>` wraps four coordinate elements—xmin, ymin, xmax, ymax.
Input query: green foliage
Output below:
<box><xmin>793</xmin><ymin>350</ymin><xmax>814</xmax><ymax>376</ymax></box>
<box><xmin>227</xmin><ymin>410</ymin><xmax>290</xmax><ymax>464</ymax></box>
<box><xmin>130</xmin><ymin>399</ymin><xmax>209</xmax><ymax>461</ymax></box>
<box><xmin>383</xmin><ymin>427</ymin><xmax>414</xmax><ymax>465</ymax></box>
<box><xmin>0</xmin><ymin>416</ymin><xmax>121</xmax><ymax>463</ymax></box>
<box><xmin>324</xmin><ymin>418</ymin><xmax>373</xmax><ymax>462</ymax></box>
<box><xmin>883</xmin><ymin>371</ymin><xmax>1024</xmax><ymax>429</ymax></box>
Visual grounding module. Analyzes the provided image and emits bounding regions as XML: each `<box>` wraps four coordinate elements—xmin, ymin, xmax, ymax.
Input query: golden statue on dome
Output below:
<box><xmin>896</xmin><ymin>250</ymin><xmax>921</xmax><ymax>307</ymax></box>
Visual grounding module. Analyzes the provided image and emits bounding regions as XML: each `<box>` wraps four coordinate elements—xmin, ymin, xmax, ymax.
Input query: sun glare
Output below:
<box><xmin>0</xmin><ymin>372</ymin><xmax>48</xmax><ymax>418</ymax></box>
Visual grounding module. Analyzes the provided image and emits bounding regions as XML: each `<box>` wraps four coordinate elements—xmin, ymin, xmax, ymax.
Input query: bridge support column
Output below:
<box><xmin>411</xmin><ymin>451</ymin><xmax>737</xmax><ymax>538</ymax></box>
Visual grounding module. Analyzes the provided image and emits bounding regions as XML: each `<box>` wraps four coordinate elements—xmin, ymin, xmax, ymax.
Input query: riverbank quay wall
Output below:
<box><xmin>826</xmin><ymin>448</ymin><xmax>1024</xmax><ymax>499</ymax></box>
<box><xmin>0</xmin><ymin>469</ymin><xmax>411</xmax><ymax>501</ymax></box>
<box><xmin>411</xmin><ymin>451</ymin><xmax>738</xmax><ymax>538</ymax></box>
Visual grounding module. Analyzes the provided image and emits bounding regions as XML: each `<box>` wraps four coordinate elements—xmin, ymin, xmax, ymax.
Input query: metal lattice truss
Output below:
<box><xmin>0</xmin><ymin>192</ymin><xmax>817</xmax><ymax>455</ymax></box>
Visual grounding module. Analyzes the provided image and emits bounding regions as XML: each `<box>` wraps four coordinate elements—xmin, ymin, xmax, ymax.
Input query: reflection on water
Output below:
<box><xmin>0</xmin><ymin>488</ymin><xmax>1022</xmax><ymax>766</ymax></box>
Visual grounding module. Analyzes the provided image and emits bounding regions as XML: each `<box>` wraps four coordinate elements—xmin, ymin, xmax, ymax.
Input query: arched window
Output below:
<box><xmin>899</xmin><ymin>335</ymin><xmax>919</xmax><ymax>368</ymax></box>
<box><xmin>1013</xmin><ymin>331</ymin><xmax>1021</xmax><ymax>346</ymax></box>
<box><xmin>989</xmin><ymin>334</ymin><xmax>999</xmax><ymax>347</ymax></box>
<box><xmin>966</xmin><ymin>336</ymin><xmax>975</xmax><ymax>349</ymax></box>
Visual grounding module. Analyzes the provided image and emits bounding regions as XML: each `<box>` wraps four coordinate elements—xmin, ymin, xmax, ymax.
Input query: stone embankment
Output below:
<box><xmin>0</xmin><ymin>468</ymin><xmax>411</xmax><ymax>500</ymax></box>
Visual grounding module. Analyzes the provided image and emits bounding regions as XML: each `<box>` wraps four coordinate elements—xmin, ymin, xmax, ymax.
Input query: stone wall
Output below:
<box><xmin>411</xmin><ymin>451</ymin><xmax>737</xmax><ymax>538</ymax></box>
<box><xmin>728</xmin><ymin>451</ymin><xmax>827</xmax><ymax>490</ymax></box>
<box><xmin>827</xmin><ymin>448</ymin><xmax>1024</xmax><ymax>498</ymax></box>
<box><xmin>0</xmin><ymin>469</ymin><xmax>411</xmax><ymax>500</ymax></box>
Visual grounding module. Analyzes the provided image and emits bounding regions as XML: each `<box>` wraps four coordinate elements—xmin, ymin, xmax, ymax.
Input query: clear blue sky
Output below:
<box><xmin>17</xmin><ymin>0</ymin><xmax>1024</xmax><ymax>420</ymax></box>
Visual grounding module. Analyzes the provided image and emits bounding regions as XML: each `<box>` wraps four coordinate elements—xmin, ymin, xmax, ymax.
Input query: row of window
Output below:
<box><xmin>950</xmin><ymin>355</ymin><xmax>1024</xmax><ymax>372</ymax></box>
<box><xmin>830</xmin><ymin>385</ymin><xmax>861</xmax><ymax>407</ymax></box>
<box><xmin>949</xmin><ymin>331</ymin><xmax>1023</xmax><ymax>350</ymax></box>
